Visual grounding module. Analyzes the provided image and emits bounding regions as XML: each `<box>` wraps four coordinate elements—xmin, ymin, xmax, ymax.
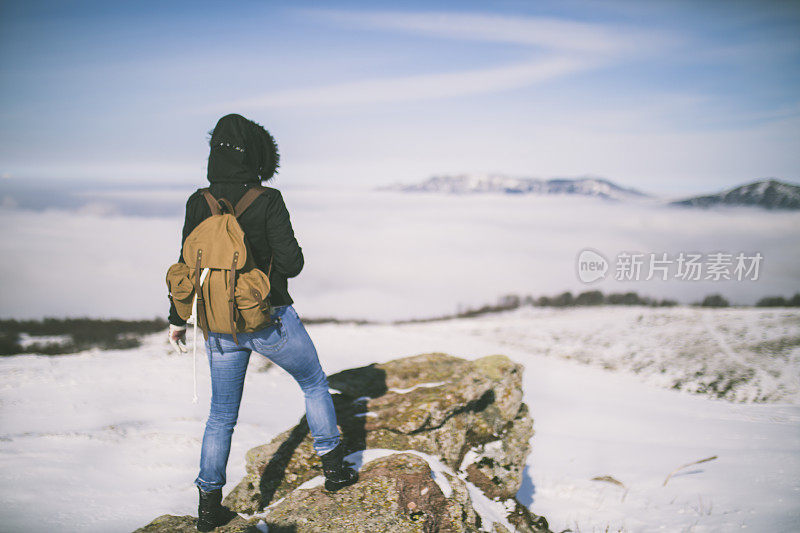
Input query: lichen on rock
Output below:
<box><xmin>133</xmin><ymin>513</ymin><xmax>260</xmax><ymax>532</ymax></box>
<box><xmin>263</xmin><ymin>453</ymin><xmax>478</xmax><ymax>532</ymax></box>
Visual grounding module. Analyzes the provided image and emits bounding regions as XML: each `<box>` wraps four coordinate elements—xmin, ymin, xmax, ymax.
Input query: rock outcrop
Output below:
<box><xmin>134</xmin><ymin>514</ymin><xmax>259</xmax><ymax>532</ymax></box>
<box><xmin>136</xmin><ymin>353</ymin><xmax>551</xmax><ymax>533</ymax></box>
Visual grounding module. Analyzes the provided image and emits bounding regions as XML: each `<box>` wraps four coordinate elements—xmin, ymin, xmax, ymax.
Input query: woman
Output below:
<box><xmin>167</xmin><ymin>114</ymin><xmax>357</xmax><ymax>532</ymax></box>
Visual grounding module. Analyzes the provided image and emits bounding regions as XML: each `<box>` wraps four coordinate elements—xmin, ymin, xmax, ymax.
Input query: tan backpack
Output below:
<box><xmin>166</xmin><ymin>186</ymin><xmax>273</xmax><ymax>344</ymax></box>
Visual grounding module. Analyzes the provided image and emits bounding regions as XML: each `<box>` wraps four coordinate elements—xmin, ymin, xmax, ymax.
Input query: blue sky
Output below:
<box><xmin>1</xmin><ymin>0</ymin><xmax>798</xmax><ymax>194</ymax></box>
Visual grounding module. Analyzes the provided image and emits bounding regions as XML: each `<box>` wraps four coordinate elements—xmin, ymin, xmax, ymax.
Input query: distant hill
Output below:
<box><xmin>378</xmin><ymin>174</ymin><xmax>651</xmax><ymax>201</ymax></box>
<box><xmin>380</xmin><ymin>175</ymin><xmax>800</xmax><ymax>210</ymax></box>
<box><xmin>669</xmin><ymin>179</ymin><xmax>800</xmax><ymax>210</ymax></box>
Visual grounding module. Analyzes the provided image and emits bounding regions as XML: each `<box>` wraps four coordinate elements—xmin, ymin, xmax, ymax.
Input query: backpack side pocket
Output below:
<box><xmin>234</xmin><ymin>268</ymin><xmax>272</xmax><ymax>332</ymax></box>
<box><xmin>166</xmin><ymin>262</ymin><xmax>195</xmax><ymax>321</ymax></box>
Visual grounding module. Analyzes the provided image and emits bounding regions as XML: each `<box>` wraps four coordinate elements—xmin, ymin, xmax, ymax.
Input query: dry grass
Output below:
<box><xmin>663</xmin><ymin>455</ymin><xmax>718</xmax><ymax>487</ymax></box>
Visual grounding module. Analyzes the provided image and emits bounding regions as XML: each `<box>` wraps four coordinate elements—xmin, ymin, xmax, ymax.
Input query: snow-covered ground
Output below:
<box><xmin>1</xmin><ymin>306</ymin><xmax>799</xmax><ymax>532</ymax></box>
<box><xmin>449</xmin><ymin>305</ymin><xmax>800</xmax><ymax>404</ymax></box>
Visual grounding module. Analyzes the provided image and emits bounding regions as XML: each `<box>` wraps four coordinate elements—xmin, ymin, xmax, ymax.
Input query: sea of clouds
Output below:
<box><xmin>1</xmin><ymin>184</ymin><xmax>798</xmax><ymax>321</ymax></box>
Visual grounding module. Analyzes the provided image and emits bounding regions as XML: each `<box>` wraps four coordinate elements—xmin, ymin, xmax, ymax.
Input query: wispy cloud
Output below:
<box><xmin>217</xmin><ymin>56</ymin><xmax>585</xmax><ymax>110</ymax></box>
<box><xmin>307</xmin><ymin>10</ymin><xmax>661</xmax><ymax>55</ymax></box>
<box><xmin>212</xmin><ymin>9</ymin><xmax>667</xmax><ymax>111</ymax></box>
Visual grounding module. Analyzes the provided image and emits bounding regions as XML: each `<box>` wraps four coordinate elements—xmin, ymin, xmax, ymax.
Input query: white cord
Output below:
<box><xmin>190</xmin><ymin>268</ymin><xmax>210</xmax><ymax>404</ymax></box>
<box><xmin>191</xmin><ymin>319</ymin><xmax>198</xmax><ymax>404</ymax></box>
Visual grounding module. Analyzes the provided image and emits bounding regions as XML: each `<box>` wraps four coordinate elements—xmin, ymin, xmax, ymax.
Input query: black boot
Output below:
<box><xmin>320</xmin><ymin>443</ymin><xmax>358</xmax><ymax>492</ymax></box>
<box><xmin>196</xmin><ymin>486</ymin><xmax>237</xmax><ymax>532</ymax></box>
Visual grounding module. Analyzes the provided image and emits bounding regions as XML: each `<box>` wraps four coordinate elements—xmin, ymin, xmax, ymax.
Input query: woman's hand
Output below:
<box><xmin>168</xmin><ymin>324</ymin><xmax>188</xmax><ymax>354</ymax></box>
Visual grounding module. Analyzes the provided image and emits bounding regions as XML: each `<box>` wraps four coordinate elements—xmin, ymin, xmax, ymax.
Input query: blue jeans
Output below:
<box><xmin>194</xmin><ymin>305</ymin><xmax>341</xmax><ymax>492</ymax></box>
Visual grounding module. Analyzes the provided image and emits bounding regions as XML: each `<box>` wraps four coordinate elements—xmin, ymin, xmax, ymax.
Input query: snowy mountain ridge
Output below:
<box><xmin>379</xmin><ymin>173</ymin><xmax>651</xmax><ymax>201</ymax></box>
<box><xmin>669</xmin><ymin>178</ymin><xmax>800</xmax><ymax>210</ymax></box>
<box><xmin>379</xmin><ymin>174</ymin><xmax>800</xmax><ymax>210</ymax></box>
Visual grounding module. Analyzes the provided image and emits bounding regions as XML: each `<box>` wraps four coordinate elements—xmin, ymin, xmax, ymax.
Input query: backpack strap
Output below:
<box><xmin>200</xmin><ymin>186</ymin><xmax>264</xmax><ymax>217</ymax></box>
<box><xmin>218</xmin><ymin>198</ymin><xmax>235</xmax><ymax>214</ymax></box>
<box><xmin>229</xmin><ymin>251</ymin><xmax>240</xmax><ymax>345</ymax></box>
<box><xmin>199</xmin><ymin>188</ymin><xmax>222</xmax><ymax>215</ymax></box>
<box><xmin>194</xmin><ymin>249</ymin><xmax>209</xmax><ymax>341</ymax></box>
<box><xmin>234</xmin><ymin>185</ymin><xmax>266</xmax><ymax>217</ymax></box>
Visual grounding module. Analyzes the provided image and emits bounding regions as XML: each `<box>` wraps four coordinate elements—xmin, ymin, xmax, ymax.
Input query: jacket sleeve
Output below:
<box><xmin>167</xmin><ymin>299</ymin><xmax>186</xmax><ymax>327</ymax></box>
<box><xmin>167</xmin><ymin>192</ymin><xmax>205</xmax><ymax>327</ymax></box>
<box><xmin>265</xmin><ymin>191</ymin><xmax>304</xmax><ymax>278</ymax></box>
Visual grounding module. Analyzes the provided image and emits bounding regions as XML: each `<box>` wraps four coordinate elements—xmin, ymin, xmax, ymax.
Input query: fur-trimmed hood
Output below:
<box><xmin>207</xmin><ymin>114</ymin><xmax>279</xmax><ymax>183</ymax></box>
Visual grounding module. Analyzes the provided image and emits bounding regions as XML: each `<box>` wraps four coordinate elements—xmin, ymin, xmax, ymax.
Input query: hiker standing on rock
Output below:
<box><xmin>166</xmin><ymin>114</ymin><xmax>357</xmax><ymax>532</ymax></box>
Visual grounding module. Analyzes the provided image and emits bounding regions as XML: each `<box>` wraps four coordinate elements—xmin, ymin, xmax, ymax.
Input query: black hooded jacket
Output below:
<box><xmin>168</xmin><ymin>114</ymin><xmax>302</xmax><ymax>327</ymax></box>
